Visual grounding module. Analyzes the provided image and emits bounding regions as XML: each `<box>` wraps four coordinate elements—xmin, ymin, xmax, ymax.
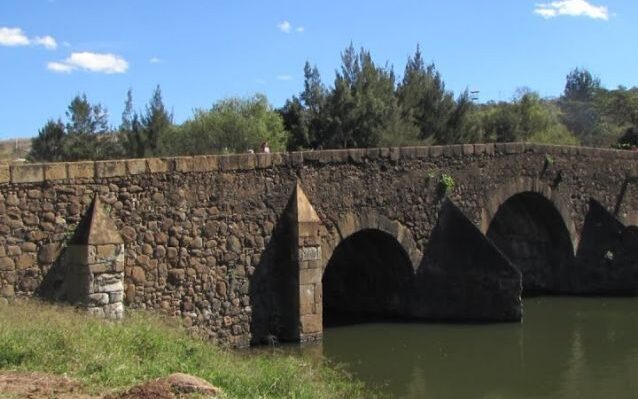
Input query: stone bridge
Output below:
<box><xmin>0</xmin><ymin>143</ymin><xmax>637</xmax><ymax>347</ymax></box>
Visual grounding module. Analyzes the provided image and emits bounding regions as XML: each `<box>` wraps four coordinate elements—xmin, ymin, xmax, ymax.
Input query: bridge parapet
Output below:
<box><xmin>3</xmin><ymin>143</ymin><xmax>637</xmax><ymax>185</ymax></box>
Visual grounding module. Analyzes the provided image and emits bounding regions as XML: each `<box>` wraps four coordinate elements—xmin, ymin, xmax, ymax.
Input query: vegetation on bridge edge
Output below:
<box><xmin>0</xmin><ymin>300</ymin><xmax>368</xmax><ymax>399</ymax></box>
<box><xmin>25</xmin><ymin>45</ymin><xmax>638</xmax><ymax>164</ymax></box>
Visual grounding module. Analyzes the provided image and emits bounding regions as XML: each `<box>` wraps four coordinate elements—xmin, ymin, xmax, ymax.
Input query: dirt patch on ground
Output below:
<box><xmin>0</xmin><ymin>371</ymin><xmax>221</xmax><ymax>399</ymax></box>
<box><xmin>0</xmin><ymin>371</ymin><xmax>97</xmax><ymax>399</ymax></box>
<box><xmin>104</xmin><ymin>373</ymin><xmax>222</xmax><ymax>399</ymax></box>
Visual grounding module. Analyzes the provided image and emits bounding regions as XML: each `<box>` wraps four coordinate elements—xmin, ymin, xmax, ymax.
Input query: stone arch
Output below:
<box><xmin>321</xmin><ymin>211</ymin><xmax>422</xmax><ymax>272</ymax></box>
<box><xmin>483</xmin><ymin>188</ymin><xmax>576</xmax><ymax>294</ymax></box>
<box><xmin>321</xmin><ymin>228</ymin><xmax>415</xmax><ymax>326</ymax></box>
<box><xmin>479</xmin><ymin>177</ymin><xmax>578</xmax><ymax>251</ymax></box>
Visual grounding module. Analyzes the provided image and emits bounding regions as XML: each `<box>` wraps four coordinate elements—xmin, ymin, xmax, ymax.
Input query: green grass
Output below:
<box><xmin>0</xmin><ymin>300</ymin><xmax>367</xmax><ymax>398</ymax></box>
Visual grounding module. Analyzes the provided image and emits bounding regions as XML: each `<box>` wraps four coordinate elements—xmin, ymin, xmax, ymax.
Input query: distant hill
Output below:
<box><xmin>0</xmin><ymin>137</ymin><xmax>32</xmax><ymax>163</ymax></box>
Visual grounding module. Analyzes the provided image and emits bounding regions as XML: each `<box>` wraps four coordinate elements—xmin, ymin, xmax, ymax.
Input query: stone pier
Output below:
<box><xmin>65</xmin><ymin>197</ymin><xmax>125</xmax><ymax>319</ymax></box>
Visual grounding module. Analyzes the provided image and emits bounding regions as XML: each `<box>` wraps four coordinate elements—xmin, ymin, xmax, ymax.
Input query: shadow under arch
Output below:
<box><xmin>480</xmin><ymin>177</ymin><xmax>578</xmax><ymax>251</ymax></box>
<box><xmin>321</xmin><ymin>212</ymin><xmax>422</xmax><ymax>272</ymax></box>
<box><xmin>485</xmin><ymin>191</ymin><xmax>575</xmax><ymax>294</ymax></box>
<box><xmin>322</xmin><ymin>228</ymin><xmax>415</xmax><ymax>326</ymax></box>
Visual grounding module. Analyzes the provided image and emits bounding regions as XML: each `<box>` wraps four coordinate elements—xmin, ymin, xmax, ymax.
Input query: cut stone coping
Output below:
<box><xmin>3</xmin><ymin>143</ymin><xmax>637</xmax><ymax>184</ymax></box>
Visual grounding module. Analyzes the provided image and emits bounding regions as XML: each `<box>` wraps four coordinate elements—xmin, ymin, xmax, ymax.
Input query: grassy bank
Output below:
<box><xmin>0</xmin><ymin>301</ymin><xmax>367</xmax><ymax>398</ymax></box>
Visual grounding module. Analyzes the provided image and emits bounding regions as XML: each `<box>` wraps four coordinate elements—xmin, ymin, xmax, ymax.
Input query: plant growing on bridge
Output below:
<box><xmin>439</xmin><ymin>173</ymin><xmax>456</xmax><ymax>193</ymax></box>
<box><xmin>544</xmin><ymin>153</ymin><xmax>555</xmax><ymax>166</ymax></box>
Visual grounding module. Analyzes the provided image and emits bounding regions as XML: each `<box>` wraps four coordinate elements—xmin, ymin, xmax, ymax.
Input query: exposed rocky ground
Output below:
<box><xmin>0</xmin><ymin>371</ymin><xmax>221</xmax><ymax>399</ymax></box>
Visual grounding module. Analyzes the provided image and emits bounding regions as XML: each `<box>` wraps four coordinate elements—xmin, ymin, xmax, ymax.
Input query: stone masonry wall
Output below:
<box><xmin>0</xmin><ymin>143</ymin><xmax>636</xmax><ymax>347</ymax></box>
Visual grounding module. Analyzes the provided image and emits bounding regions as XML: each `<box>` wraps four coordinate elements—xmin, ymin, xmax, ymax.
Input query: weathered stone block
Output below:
<box><xmin>20</xmin><ymin>242</ymin><xmax>37</xmax><ymax>253</ymax></box>
<box><xmin>131</xmin><ymin>266</ymin><xmax>146</xmax><ymax>283</ymax></box>
<box><xmin>443</xmin><ymin>145</ymin><xmax>464</xmax><ymax>157</ymax></box>
<box><xmin>299</xmin><ymin>246</ymin><xmax>321</xmax><ymax>262</ymax></box>
<box><xmin>300</xmin><ymin>268</ymin><xmax>322</xmax><ymax>285</ymax></box>
<box><xmin>365</xmin><ymin>148</ymin><xmax>380</xmax><ymax>159</ymax></box>
<box><xmin>168</xmin><ymin>269</ymin><xmax>185</xmax><ymax>283</ymax></box>
<box><xmin>126</xmin><ymin>159</ymin><xmax>147</xmax><ymax>175</ymax></box>
<box><xmin>11</xmin><ymin>164</ymin><xmax>44</xmax><ymax>183</ymax></box>
<box><xmin>95</xmin><ymin>161</ymin><xmax>126</xmax><ymax>178</ymax></box>
<box><xmin>178</xmin><ymin>157</ymin><xmax>197</xmax><ymax>173</ymax></box>
<box><xmin>16</xmin><ymin>254</ymin><xmax>36</xmax><ymax>270</ymax></box>
<box><xmin>44</xmin><ymin>163</ymin><xmax>67</xmax><ymax>181</ymax></box>
<box><xmin>414</xmin><ymin>147</ymin><xmax>429</xmax><ymax>158</ymax></box>
<box><xmin>7</xmin><ymin>245</ymin><xmax>21</xmax><ymax>256</ymax></box>
<box><xmin>505</xmin><ymin>142</ymin><xmax>525</xmax><ymax>154</ymax></box>
<box><xmin>429</xmin><ymin>146</ymin><xmax>443</xmax><ymax>157</ymax></box>
<box><xmin>38</xmin><ymin>243</ymin><xmax>60</xmax><ymax>264</ymax></box>
<box><xmin>94</xmin><ymin>280</ymin><xmax>124</xmax><ymax>293</ymax></box>
<box><xmin>399</xmin><ymin>147</ymin><xmax>417</xmax><ymax>159</ymax></box>
<box><xmin>348</xmin><ymin>149</ymin><xmax>365</xmax><ymax>163</ymax></box>
<box><xmin>300</xmin><ymin>314</ymin><xmax>322</xmax><ymax>334</ymax></box>
<box><xmin>270</xmin><ymin>152</ymin><xmax>286</xmax><ymax>166</ymax></box>
<box><xmin>23</xmin><ymin>213</ymin><xmax>39</xmax><ymax>226</ymax></box>
<box><xmin>473</xmin><ymin>144</ymin><xmax>487</xmax><ymax>155</ymax></box>
<box><xmin>147</xmin><ymin>158</ymin><xmax>170</xmax><ymax>173</ymax></box>
<box><xmin>96</xmin><ymin>244</ymin><xmax>117</xmax><ymax>259</ymax></box>
<box><xmin>88</xmin><ymin>293</ymin><xmax>109</xmax><ymax>306</ymax></box>
<box><xmin>67</xmin><ymin>161</ymin><xmax>95</xmax><ymax>179</ymax></box>
<box><xmin>110</xmin><ymin>291</ymin><xmax>124</xmax><ymax>303</ymax></box>
<box><xmin>219</xmin><ymin>155</ymin><xmax>241</xmax><ymax>171</ymax></box>
<box><xmin>255</xmin><ymin>153</ymin><xmax>272</xmax><ymax>169</ymax></box>
<box><xmin>299</xmin><ymin>285</ymin><xmax>316</xmax><ymax>315</ymax></box>
<box><xmin>89</xmin><ymin>263</ymin><xmax>110</xmax><ymax>274</ymax></box>
<box><xmin>462</xmin><ymin>144</ymin><xmax>475</xmax><ymax>155</ymax></box>
<box><xmin>0</xmin><ymin>165</ymin><xmax>9</xmax><ymax>183</ymax></box>
<box><xmin>389</xmin><ymin>147</ymin><xmax>400</xmax><ymax>162</ymax></box>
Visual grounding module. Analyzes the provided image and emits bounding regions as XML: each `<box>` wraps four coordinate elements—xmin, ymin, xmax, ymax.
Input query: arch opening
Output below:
<box><xmin>486</xmin><ymin>192</ymin><xmax>574</xmax><ymax>295</ymax></box>
<box><xmin>322</xmin><ymin>229</ymin><xmax>414</xmax><ymax>327</ymax></box>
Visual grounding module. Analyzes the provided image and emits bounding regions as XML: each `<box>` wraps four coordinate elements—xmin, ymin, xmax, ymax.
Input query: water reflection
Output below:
<box><xmin>278</xmin><ymin>298</ymin><xmax>638</xmax><ymax>398</ymax></box>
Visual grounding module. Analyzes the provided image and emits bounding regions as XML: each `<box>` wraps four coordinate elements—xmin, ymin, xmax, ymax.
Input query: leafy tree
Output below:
<box><xmin>318</xmin><ymin>44</ymin><xmax>409</xmax><ymax>148</ymax></box>
<box><xmin>564</xmin><ymin>68</ymin><xmax>601</xmax><ymax>102</ymax></box>
<box><xmin>123</xmin><ymin>86</ymin><xmax>172</xmax><ymax>158</ymax></box>
<box><xmin>397</xmin><ymin>45</ymin><xmax>470</xmax><ymax>144</ymax></box>
<box><xmin>120</xmin><ymin>88</ymin><xmax>134</xmax><ymax>133</ymax></box>
<box><xmin>164</xmin><ymin>94</ymin><xmax>286</xmax><ymax>155</ymax></box>
<box><xmin>280</xmin><ymin>96</ymin><xmax>310</xmax><ymax>150</ymax></box>
<box><xmin>65</xmin><ymin>94</ymin><xmax>109</xmax><ymax>136</ymax></box>
<box><xmin>28</xmin><ymin>119</ymin><xmax>66</xmax><ymax>162</ymax></box>
<box><xmin>62</xmin><ymin>94</ymin><xmax>113</xmax><ymax>160</ymax></box>
<box><xmin>143</xmin><ymin>85</ymin><xmax>172</xmax><ymax>156</ymax></box>
<box><xmin>474</xmin><ymin>90</ymin><xmax>578</xmax><ymax>145</ymax></box>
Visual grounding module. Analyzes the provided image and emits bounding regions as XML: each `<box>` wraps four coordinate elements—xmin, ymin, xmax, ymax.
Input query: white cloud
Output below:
<box><xmin>46</xmin><ymin>61</ymin><xmax>73</xmax><ymax>73</ymax></box>
<box><xmin>0</xmin><ymin>27</ymin><xmax>58</xmax><ymax>49</ymax></box>
<box><xmin>277</xmin><ymin>21</ymin><xmax>292</xmax><ymax>33</ymax></box>
<box><xmin>534</xmin><ymin>0</ymin><xmax>609</xmax><ymax>20</ymax></box>
<box><xmin>34</xmin><ymin>35</ymin><xmax>57</xmax><ymax>50</ymax></box>
<box><xmin>277</xmin><ymin>20</ymin><xmax>305</xmax><ymax>34</ymax></box>
<box><xmin>277</xmin><ymin>75</ymin><xmax>293</xmax><ymax>81</ymax></box>
<box><xmin>149</xmin><ymin>57</ymin><xmax>161</xmax><ymax>64</ymax></box>
<box><xmin>48</xmin><ymin>52</ymin><xmax>129</xmax><ymax>74</ymax></box>
<box><xmin>0</xmin><ymin>27</ymin><xmax>30</xmax><ymax>46</ymax></box>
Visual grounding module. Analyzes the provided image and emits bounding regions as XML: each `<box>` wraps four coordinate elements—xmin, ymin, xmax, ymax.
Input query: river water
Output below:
<box><xmin>273</xmin><ymin>297</ymin><xmax>638</xmax><ymax>398</ymax></box>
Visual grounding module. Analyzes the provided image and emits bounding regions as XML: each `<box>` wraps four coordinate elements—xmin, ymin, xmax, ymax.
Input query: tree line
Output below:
<box><xmin>29</xmin><ymin>44</ymin><xmax>638</xmax><ymax>162</ymax></box>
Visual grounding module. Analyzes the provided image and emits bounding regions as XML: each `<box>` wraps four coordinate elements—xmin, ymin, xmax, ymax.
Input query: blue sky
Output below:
<box><xmin>1</xmin><ymin>0</ymin><xmax>636</xmax><ymax>139</ymax></box>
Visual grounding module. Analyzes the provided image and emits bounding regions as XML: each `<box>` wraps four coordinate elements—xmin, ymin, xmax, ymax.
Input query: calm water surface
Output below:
<box><xmin>272</xmin><ymin>298</ymin><xmax>638</xmax><ymax>398</ymax></box>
